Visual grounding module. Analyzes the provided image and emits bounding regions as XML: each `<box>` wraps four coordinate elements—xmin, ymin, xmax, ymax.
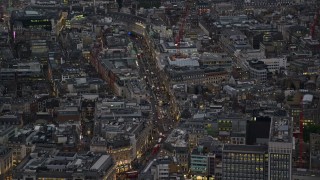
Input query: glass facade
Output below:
<box><xmin>190</xmin><ymin>155</ymin><xmax>208</xmax><ymax>174</ymax></box>
<box><xmin>269</xmin><ymin>153</ymin><xmax>291</xmax><ymax>179</ymax></box>
<box><xmin>222</xmin><ymin>152</ymin><xmax>268</xmax><ymax>180</ymax></box>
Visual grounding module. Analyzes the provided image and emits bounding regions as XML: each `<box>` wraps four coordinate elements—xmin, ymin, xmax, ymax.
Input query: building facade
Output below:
<box><xmin>222</xmin><ymin>145</ymin><xmax>268</xmax><ymax>180</ymax></box>
<box><xmin>310</xmin><ymin>133</ymin><xmax>320</xmax><ymax>170</ymax></box>
<box><xmin>0</xmin><ymin>146</ymin><xmax>13</xmax><ymax>179</ymax></box>
<box><xmin>268</xmin><ymin>117</ymin><xmax>293</xmax><ymax>180</ymax></box>
<box><xmin>12</xmin><ymin>150</ymin><xmax>116</xmax><ymax>180</ymax></box>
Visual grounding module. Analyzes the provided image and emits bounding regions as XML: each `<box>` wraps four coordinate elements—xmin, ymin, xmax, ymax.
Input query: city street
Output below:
<box><xmin>131</xmin><ymin>35</ymin><xmax>173</xmax><ymax>134</ymax></box>
<box><xmin>127</xmin><ymin>34</ymin><xmax>179</xmax><ymax>172</ymax></box>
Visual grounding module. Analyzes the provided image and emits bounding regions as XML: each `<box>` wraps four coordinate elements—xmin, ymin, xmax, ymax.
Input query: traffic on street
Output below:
<box><xmin>127</xmin><ymin>32</ymin><xmax>178</xmax><ymax>172</ymax></box>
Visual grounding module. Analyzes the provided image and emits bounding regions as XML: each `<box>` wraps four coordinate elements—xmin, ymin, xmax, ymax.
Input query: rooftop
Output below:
<box><xmin>0</xmin><ymin>145</ymin><xmax>12</xmax><ymax>157</ymax></box>
<box><xmin>0</xmin><ymin>125</ymin><xmax>15</xmax><ymax>136</ymax></box>
<box><xmin>91</xmin><ymin>136</ymin><xmax>131</xmax><ymax>149</ymax></box>
<box><xmin>163</xmin><ymin>41</ymin><xmax>197</xmax><ymax>49</ymax></box>
<box><xmin>165</xmin><ymin>129</ymin><xmax>188</xmax><ymax>148</ymax></box>
<box><xmin>13</xmin><ymin>150</ymin><xmax>114</xmax><ymax>178</ymax></box>
<box><xmin>25</xmin><ymin>10</ymin><xmax>40</xmax><ymax>16</ymax></box>
<box><xmin>223</xmin><ymin>145</ymin><xmax>268</xmax><ymax>153</ymax></box>
<box><xmin>222</xmin><ymin>29</ymin><xmax>247</xmax><ymax>37</ymax></box>
<box><xmin>199</xmin><ymin>52</ymin><xmax>230</xmax><ymax>61</ymax></box>
<box><xmin>269</xmin><ymin>116</ymin><xmax>293</xmax><ymax>143</ymax></box>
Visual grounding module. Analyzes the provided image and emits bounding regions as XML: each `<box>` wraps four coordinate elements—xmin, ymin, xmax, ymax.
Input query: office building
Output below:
<box><xmin>246</xmin><ymin>116</ymin><xmax>271</xmax><ymax>145</ymax></box>
<box><xmin>190</xmin><ymin>138</ymin><xmax>223</xmax><ymax>179</ymax></box>
<box><xmin>190</xmin><ymin>146</ymin><xmax>210</xmax><ymax>176</ymax></box>
<box><xmin>292</xmin><ymin>168</ymin><xmax>320</xmax><ymax>180</ymax></box>
<box><xmin>310</xmin><ymin>133</ymin><xmax>320</xmax><ymax>170</ymax></box>
<box><xmin>268</xmin><ymin>116</ymin><xmax>293</xmax><ymax>180</ymax></box>
<box><xmin>244</xmin><ymin>59</ymin><xmax>268</xmax><ymax>82</ymax></box>
<box><xmin>222</xmin><ymin>145</ymin><xmax>268</xmax><ymax>180</ymax></box>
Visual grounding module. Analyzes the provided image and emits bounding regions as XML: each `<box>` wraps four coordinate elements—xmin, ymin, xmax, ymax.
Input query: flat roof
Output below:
<box><xmin>303</xmin><ymin>94</ymin><xmax>313</xmax><ymax>103</ymax></box>
<box><xmin>90</xmin><ymin>155</ymin><xmax>110</xmax><ymax>171</ymax></box>
<box><xmin>25</xmin><ymin>10</ymin><xmax>40</xmax><ymax>16</ymax></box>
<box><xmin>223</xmin><ymin>145</ymin><xmax>268</xmax><ymax>153</ymax></box>
<box><xmin>270</xmin><ymin>117</ymin><xmax>292</xmax><ymax>143</ymax></box>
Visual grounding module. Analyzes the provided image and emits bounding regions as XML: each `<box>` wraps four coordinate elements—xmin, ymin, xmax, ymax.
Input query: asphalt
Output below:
<box><xmin>129</xmin><ymin>34</ymin><xmax>179</xmax><ymax>172</ymax></box>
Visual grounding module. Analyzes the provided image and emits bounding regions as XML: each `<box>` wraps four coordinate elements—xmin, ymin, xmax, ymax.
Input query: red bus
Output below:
<box><xmin>126</xmin><ymin>171</ymin><xmax>138</xmax><ymax>178</ymax></box>
<box><xmin>152</xmin><ymin>144</ymin><xmax>160</xmax><ymax>155</ymax></box>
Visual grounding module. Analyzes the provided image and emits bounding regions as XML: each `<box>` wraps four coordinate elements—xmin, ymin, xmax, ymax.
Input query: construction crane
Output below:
<box><xmin>310</xmin><ymin>0</ymin><xmax>320</xmax><ymax>39</ymax></box>
<box><xmin>310</xmin><ymin>9</ymin><xmax>319</xmax><ymax>39</ymax></box>
<box><xmin>174</xmin><ymin>1</ymin><xmax>192</xmax><ymax>55</ymax></box>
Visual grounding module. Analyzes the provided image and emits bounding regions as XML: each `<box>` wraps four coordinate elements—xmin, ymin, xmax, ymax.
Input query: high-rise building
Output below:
<box><xmin>268</xmin><ymin>116</ymin><xmax>293</xmax><ymax>180</ymax></box>
<box><xmin>222</xmin><ymin>145</ymin><xmax>268</xmax><ymax>180</ymax></box>
<box><xmin>246</xmin><ymin>116</ymin><xmax>271</xmax><ymax>145</ymax></box>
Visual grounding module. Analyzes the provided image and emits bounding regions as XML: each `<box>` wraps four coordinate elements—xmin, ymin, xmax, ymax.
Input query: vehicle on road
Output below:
<box><xmin>125</xmin><ymin>171</ymin><xmax>138</xmax><ymax>179</ymax></box>
<box><xmin>152</xmin><ymin>144</ymin><xmax>161</xmax><ymax>155</ymax></box>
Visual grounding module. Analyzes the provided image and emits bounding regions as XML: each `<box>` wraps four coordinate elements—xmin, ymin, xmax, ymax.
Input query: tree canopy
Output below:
<box><xmin>303</xmin><ymin>124</ymin><xmax>320</xmax><ymax>142</ymax></box>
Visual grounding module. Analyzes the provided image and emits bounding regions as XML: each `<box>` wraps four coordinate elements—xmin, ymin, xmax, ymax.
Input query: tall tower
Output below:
<box><xmin>268</xmin><ymin>116</ymin><xmax>293</xmax><ymax>180</ymax></box>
